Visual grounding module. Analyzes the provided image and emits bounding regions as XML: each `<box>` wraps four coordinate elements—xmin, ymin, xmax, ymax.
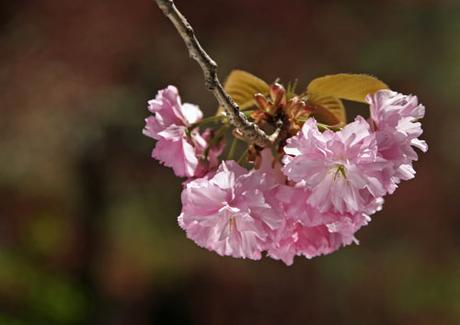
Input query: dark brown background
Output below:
<box><xmin>1</xmin><ymin>0</ymin><xmax>459</xmax><ymax>324</ymax></box>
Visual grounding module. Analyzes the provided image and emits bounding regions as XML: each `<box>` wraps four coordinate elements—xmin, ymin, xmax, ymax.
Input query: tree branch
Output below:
<box><xmin>154</xmin><ymin>0</ymin><xmax>273</xmax><ymax>147</ymax></box>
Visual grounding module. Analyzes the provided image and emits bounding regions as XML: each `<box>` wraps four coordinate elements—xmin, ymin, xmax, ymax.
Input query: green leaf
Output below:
<box><xmin>307</xmin><ymin>73</ymin><xmax>389</xmax><ymax>103</ymax></box>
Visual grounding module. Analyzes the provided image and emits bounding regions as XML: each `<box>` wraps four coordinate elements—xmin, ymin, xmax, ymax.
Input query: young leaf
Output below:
<box><xmin>223</xmin><ymin>70</ymin><xmax>270</xmax><ymax>110</ymax></box>
<box><xmin>307</xmin><ymin>73</ymin><xmax>389</xmax><ymax>103</ymax></box>
<box><xmin>307</xmin><ymin>93</ymin><xmax>347</xmax><ymax>126</ymax></box>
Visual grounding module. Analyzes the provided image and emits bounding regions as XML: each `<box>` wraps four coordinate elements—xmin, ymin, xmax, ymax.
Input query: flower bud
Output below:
<box><xmin>254</xmin><ymin>93</ymin><xmax>270</xmax><ymax>111</ymax></box>
<box><xmin>270</xmin><ymin>83</ymin><xmax>286</xmax><ymax>108</ymax></box>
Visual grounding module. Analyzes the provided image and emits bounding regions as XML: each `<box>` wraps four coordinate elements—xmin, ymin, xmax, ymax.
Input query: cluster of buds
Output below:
<box><xmin>253</xmin><ymin>83</ymin><xmax>313</xmax><ymax>136</ymax></box>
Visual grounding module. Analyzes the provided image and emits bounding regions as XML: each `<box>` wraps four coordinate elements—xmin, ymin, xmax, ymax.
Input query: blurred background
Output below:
<box><xmin>1</xmin><ymin>0</ymin><xmax>459</xmax><ymax>324</ymax></box>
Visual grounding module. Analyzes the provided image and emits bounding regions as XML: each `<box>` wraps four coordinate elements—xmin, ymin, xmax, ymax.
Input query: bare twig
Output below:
<box><xmin>154</xmin><ymin>0</ymin><xmax>272</xmax><ymax>147</ymax></box>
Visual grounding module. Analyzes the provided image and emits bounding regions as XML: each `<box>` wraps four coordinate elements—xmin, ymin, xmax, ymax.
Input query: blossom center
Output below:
<box><xmin>333</xmin><ymin>164</ymin><xmax>347</xmax><ymax>181</ymax></box>
<box><xmin>228</xmin><ymin>216</ymin><xmax>237</xmax><ymax>233</ymax></box>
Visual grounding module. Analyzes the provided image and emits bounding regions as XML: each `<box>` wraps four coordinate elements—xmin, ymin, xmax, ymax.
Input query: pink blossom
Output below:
<box><xmin>267</xmin><ymin>220</ymin><xmax>343</xmax><ymax>266</ymax></box>
<box><xmin>143</xmin><ymin>86</ymin><xmax>220</xmax><ymax>177</ymax></box>
<box><xmin>144</xmin><ymin>85</ymin><xmax>202</xmax><ymax>137</ymax></box>
<box><xmin>282</xmin><ymin>117</ymin><xmax>387</xmax><ymax>214</ymax></box>
<box><xmin>178</xmin><ymin>160</ymin><xmax>283</xmax><ymax>260</ymax></box>
<box><xmin>267</xmin><ymin>184</ymin><xmax>380</xmax><ymax>265</ymax></box>
<box><xmin>267</xmin><ymin>201</ymin><xmax>373</xmax><ymax>266</ymax></box>
<box><xmin>366</xmin><ymin>90</ymin><xmax>428</xmax><ymax>188</ymax></box>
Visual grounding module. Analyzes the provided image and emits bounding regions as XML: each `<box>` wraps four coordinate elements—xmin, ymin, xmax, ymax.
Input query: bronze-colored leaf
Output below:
<box><xmin>307</xmin><ymin>73</ymin><xmax>389</xmax><ymax>103</ymax></box>
<box><xmin>223</xmin><ymin>70</ymin><xmax>270</xmax><ymax>110</ymax></box>
<box><xmin>307</xmin><ymin>93</ymin><xmax>347</xmax><ymax>127</ymax></box>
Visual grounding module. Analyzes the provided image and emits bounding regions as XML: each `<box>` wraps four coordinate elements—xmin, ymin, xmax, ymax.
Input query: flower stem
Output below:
<box><xmin>243</xmin><ymin>110</ymin><xmax>254</xmax><ymax>117</ymax></box>
<box><xmin>237</xmin><ymin>148</ymin><xmax>248</xmax><ymax>164</ymax></box>
<box><xmin>204</xmin><ymin>125</ymin><xmax>227</xmax><ymax>160</ymax></box>
<box><xmin>227</xmin><ymin>137</ymin><xmax>238</xmax><ymax>160</ymax></box>
<box><xmin>190</xmin><ymin>114</ymin><xmax>223</xmax><ymax>130</ymax></box>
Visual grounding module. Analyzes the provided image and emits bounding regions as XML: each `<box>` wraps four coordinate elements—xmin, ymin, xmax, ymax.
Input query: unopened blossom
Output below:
<box><xmin>143</xmin><ymin>86</ymin><xmax>220</xmax><ymax>177</ymax></box>
<box><xmin>282</xmin><ymin>117</ymin><xmax>387</xmax><ymax>214</ymax></box>
<box><xmin>366</xmin><ymin>90</ymin><xmax>428</xmax><ymax>190</ymax></box>
<box><xmin>178</xmin><ymin>160</ymin><xmax>283</xmax><ymax>260</ymax></box>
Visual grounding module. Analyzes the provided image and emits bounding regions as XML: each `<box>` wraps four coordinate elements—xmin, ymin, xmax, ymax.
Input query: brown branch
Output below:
<box><xmin>154</xmin><ymin>0</ymin><xmax>272</xmax><ymax>147</ymax></box>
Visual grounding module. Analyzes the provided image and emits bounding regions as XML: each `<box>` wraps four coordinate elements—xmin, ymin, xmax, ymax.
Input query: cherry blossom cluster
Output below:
<box><xmin>143</xmin><ymin>85</ymin><xmax>427</xmax><ymax>265</ymax></box>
